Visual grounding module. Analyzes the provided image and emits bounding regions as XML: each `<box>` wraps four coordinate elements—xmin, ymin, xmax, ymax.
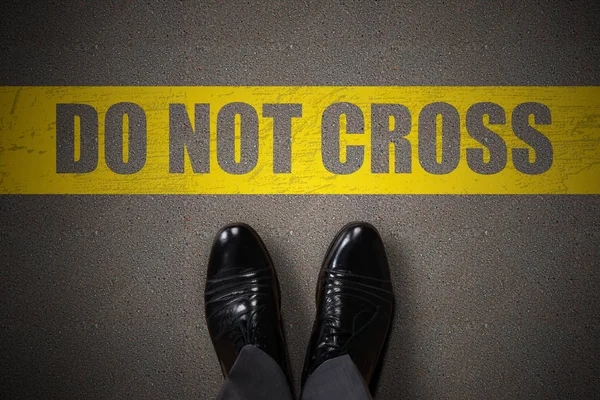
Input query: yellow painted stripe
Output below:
<box><xmin>1</xmin><ymin>86</ymin><xmax>599</xmax><ymax>194</ymax></box>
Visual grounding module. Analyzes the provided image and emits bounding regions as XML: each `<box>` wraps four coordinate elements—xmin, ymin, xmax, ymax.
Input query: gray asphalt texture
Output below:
<box><xmin>1</xmin><ymin>1</ymin><xmax>599</xmax><ymax>399</ymax></box>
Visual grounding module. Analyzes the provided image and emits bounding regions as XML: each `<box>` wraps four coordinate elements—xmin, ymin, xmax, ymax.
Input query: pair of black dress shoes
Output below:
<box><xmin>205</xmin><ymin>222</ymin><xmax>395</xmax><ymax>392</ymax></box>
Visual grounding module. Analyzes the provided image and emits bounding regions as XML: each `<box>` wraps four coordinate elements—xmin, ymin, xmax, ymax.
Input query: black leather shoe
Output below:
<box><xmin>205</xmin><ymin>223</ymin><xmax>292</xmax><ymax>386</ymax></box>
<box><xmin>301</xmin><ymin>222</ymin><xmax>395</xmax><ymax>387</ymax></box>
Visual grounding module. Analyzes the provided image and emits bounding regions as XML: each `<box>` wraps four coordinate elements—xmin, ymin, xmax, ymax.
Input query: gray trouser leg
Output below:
<box><xmin>300</xmin><ymin>355</ymin><xmax>373</xmax><ymax>400</ymax></box>
<box><xmin>216</xmin><ymin>345</ymin><xmax>293</xmax><ymax>400</ymax></box>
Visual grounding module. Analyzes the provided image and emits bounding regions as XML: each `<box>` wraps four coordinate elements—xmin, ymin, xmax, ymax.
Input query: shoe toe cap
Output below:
<box><xmin>208</xmin><ymin>223</ymin><xmax>273</xmax><ymax>278</ymax></box>
<box><xmin>325</xmin><ymin>222</ymin><xmax>391</xmax><ymax>280</ymax></box>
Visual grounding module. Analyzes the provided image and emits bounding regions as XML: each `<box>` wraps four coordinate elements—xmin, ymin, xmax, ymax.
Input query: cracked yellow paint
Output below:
<box><xmin>0</xmin><ymin>86</ymin><xmax>598</xmax><ymax>194</ymax></box>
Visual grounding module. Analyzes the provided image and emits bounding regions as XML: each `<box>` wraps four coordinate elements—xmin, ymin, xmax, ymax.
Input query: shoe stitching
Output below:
<box><xmin>206</xmin><ymin>267</ymin><xmax>272</xmax><ymax>284</ymax></box>
<box><xmin>323</xmin><ymin>273</ymin><xmax>394</xmax><ymax>304</ymax></box>
<box><xmin>205</xmin><ymin>278</ymin><xmax>272</xmax><ymax>297</ymax></box>
<box><xmin>324</xmin><ymin>269</ymin><xmax>393</xmax><ymax>283</ymax></box>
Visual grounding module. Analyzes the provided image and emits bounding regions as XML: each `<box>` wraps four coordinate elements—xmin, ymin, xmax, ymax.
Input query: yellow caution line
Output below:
<box><xmin>0</xmin><ymin>86</ymin><xmax>599</xmax><ymax>194</ymax></box>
